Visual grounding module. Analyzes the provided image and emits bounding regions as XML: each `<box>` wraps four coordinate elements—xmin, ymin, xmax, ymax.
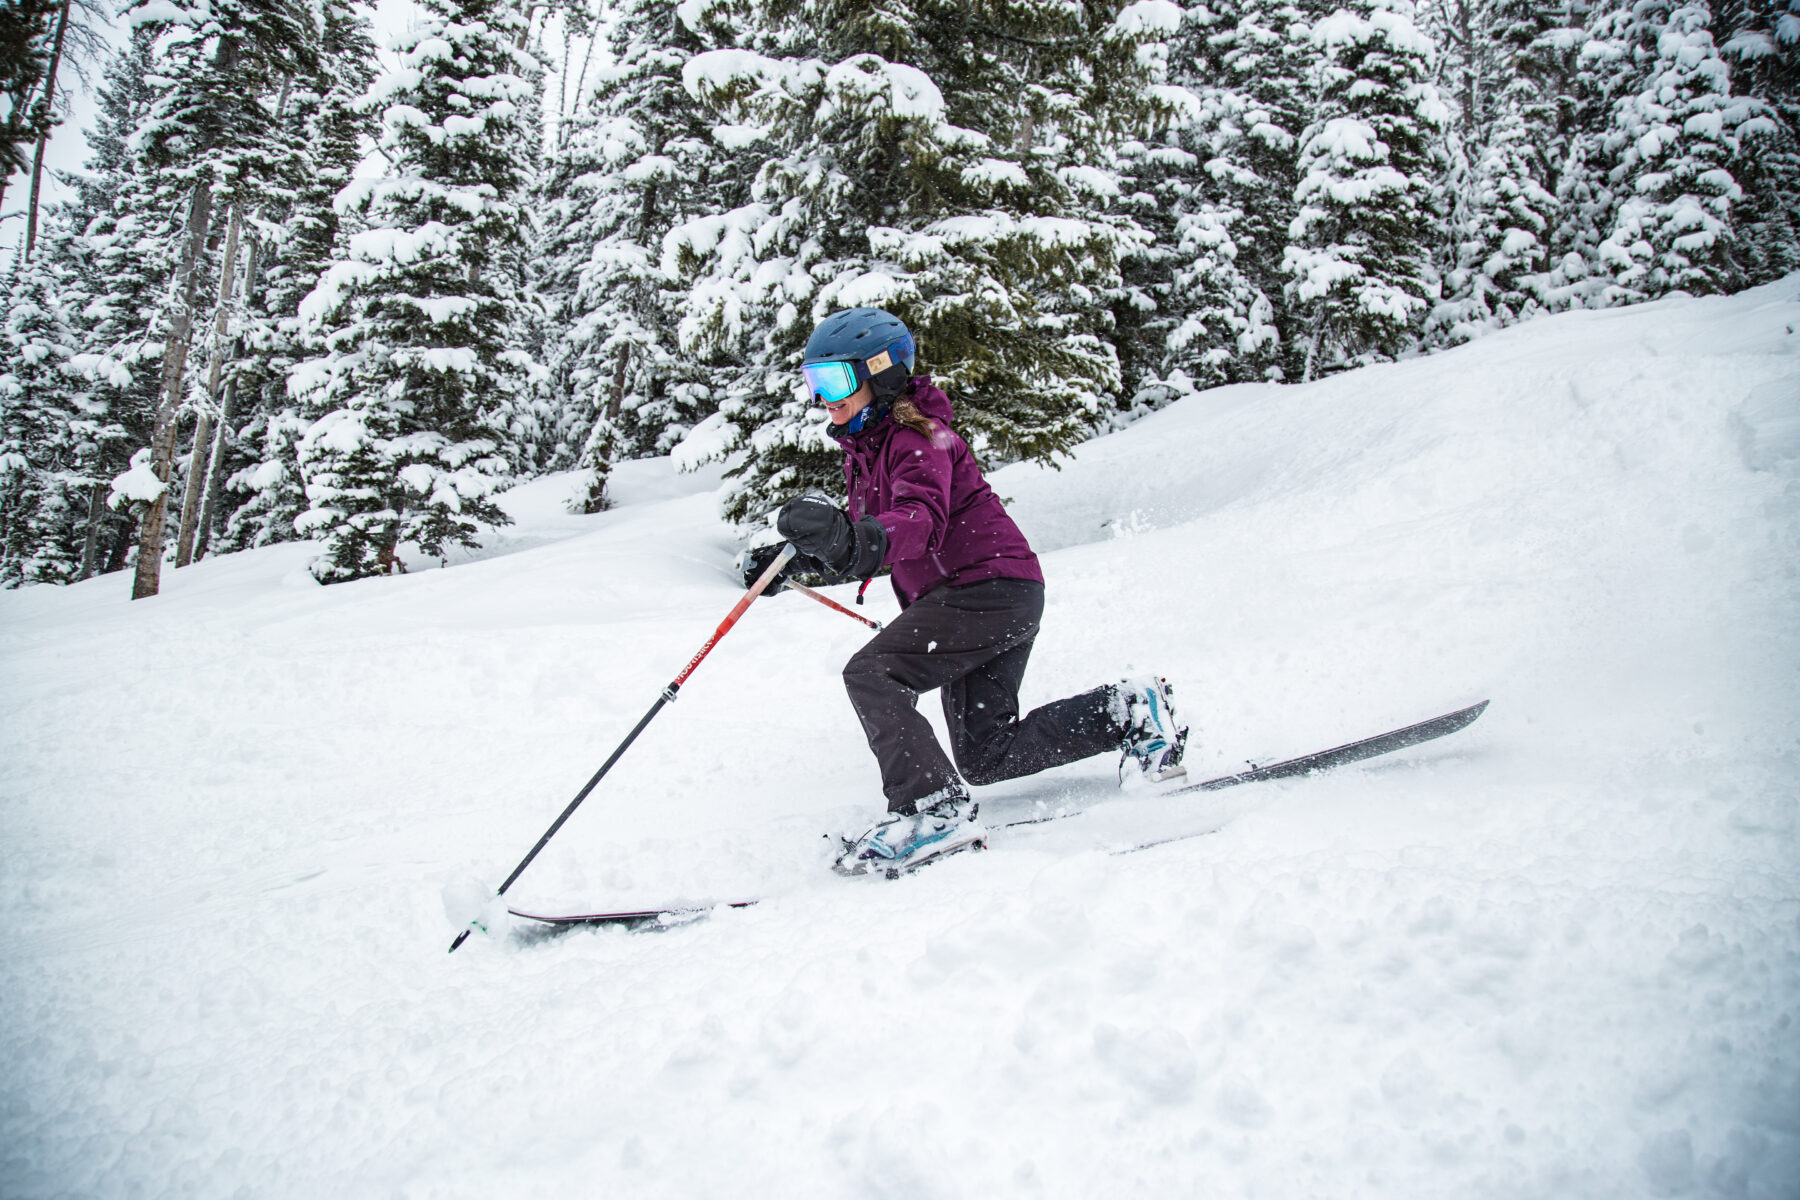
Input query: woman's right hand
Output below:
<box><xmin>777</xmin><ymin>496</ymin><xmax>856</xmax><ymax>572</ymax></box>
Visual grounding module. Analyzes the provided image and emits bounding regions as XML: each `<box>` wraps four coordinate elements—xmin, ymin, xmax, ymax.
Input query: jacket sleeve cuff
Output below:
<box><xmin>850</xmin><ymin>516</ymin><xmax>889</xmax><ymax>579</ymax></box>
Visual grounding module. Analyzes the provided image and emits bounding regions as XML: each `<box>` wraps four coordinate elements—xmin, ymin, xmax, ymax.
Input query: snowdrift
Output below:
<box><xmin>2</xmin><ymin>280</ymin><xmax>1796</xmax><ymax>1197</ymax></box>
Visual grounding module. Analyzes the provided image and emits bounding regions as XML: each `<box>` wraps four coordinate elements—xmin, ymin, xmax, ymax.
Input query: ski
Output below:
<box><xmin>996</xmin><ymin>698</ymin><xmax>1490</xmax><ymax>829</ymax></box>
<box><xmin>507</xmin><ymin>899</ymin><xmax>759</xmax><ymax>928</ymax></box>
<box><xmin>1174</xmin><ymin>697</ymin><xmax>1488</xmax><ymax>791</ymax></box>
<box><xmin>507</xmin><ymin>699</ymin><xmax>1489</xmax><ymax>930</ymax></box>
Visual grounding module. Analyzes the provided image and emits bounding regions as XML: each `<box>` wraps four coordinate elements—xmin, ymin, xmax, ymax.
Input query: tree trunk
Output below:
<box><xmin>515</xmin><ymin>3</ymin><xmax>545</xmax><ymax>50</ymax></box>
<box><xmin>131</xmin><ymin>182</ymin><xmax>214</xmax><ymax>600</ymax></box>
<box><xmin>608</xmin><ymin>342</ymin><xmax>628</xmax><ymax>421</ymax></box>
<box><xmin>1301</xmin><ymin>302</ymin><xmax>1331</xmax><ymax>384</ymax></box>
<box><xmin>1457</xmin><ymin>0</ymin><xmax>1478</xmax><ymax>146</ymax></box>
<box><xmin>176</xmin><ymin>201</ymin><xmax>244</xmax><ymax>568</ymax></box>
<box><xmin>192</xmin><ymin>374</ymin><xmax>239</xmax><ymax>562</ymax></box>
<box><xmin>173</xmin><ymin>435</ymin><xmax>211</xmax><ymax>569</ymax></box>
<box><xmin>25</xmin><ymin>135</ymin><xmax>52</xmax><ymax>261</ymax></box>
<box><xmin>376</xmin><ymin>504</ymin><xmax>405</xmax><ymax>574</ymax></box>
<box><xmin>561</xmin><ymin>13</ymin><xmax>599</xmax><ymax>145</ymax></box>
<box><xmin>22</xmin><ymin>0</ymin><xmax>73</xmax><ymax>262</ymax></box>
<box><xmin>77</xmin><ymin>481</ymin><xmax>104</xmax><ymax>581</ymax></box>
<box><xmin>104</xmin><ymin>511</ymin><xmax>134</xmax><ymax>575</ymax></box>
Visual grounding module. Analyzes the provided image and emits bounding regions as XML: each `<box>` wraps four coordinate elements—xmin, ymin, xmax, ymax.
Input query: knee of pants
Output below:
<box><xmin>842</xmin><ymin>648</ymin><xmax>897</xmax><ymax>700</ymax></box>
<box><xmin>950</xmin><ymin>734</ymin><xmax>1013</xmax><ymax>787</ymax></box>
<box><xmin>957</xmin><ymin>757</ymin><xmax>1007</xmax><ymax>788</ymax></box>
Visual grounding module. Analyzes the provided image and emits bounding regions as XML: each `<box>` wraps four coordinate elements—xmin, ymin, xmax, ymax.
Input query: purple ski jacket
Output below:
<box><xmin>833</xmin><ymin>376</ymin><xmax>1043</xmax><ymax>608</ymax></box>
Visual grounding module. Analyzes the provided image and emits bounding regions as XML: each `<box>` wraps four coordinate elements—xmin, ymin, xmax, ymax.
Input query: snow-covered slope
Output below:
<box><xmin>3</xmin><ymin>281</ymin><xmax>1796</xmax><ymax>1198</ymax></box>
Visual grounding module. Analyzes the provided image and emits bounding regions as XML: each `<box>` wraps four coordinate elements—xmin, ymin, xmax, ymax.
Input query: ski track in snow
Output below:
<box><xmin>3</xmin><ymin>282</ymin><xmax>1798</xmax><ymax>1198</ymax></box>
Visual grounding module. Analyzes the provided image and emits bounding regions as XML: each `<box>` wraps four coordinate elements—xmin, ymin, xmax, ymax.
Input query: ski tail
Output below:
<box><xmin>509</xmin><ymin>900</ymin><xmax>758</xmax><ymax>927</ymax></box>
<box><xmin>1179</xmin><ymin>699</ymin><xmax>1489</xmax><ymax>793</ymax></box>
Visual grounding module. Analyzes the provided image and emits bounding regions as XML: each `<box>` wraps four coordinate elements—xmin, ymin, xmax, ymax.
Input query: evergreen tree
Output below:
<box><xmin>1426</xmin><ymin>0</ymin><xmax>1563</xmax><ymax>341</ymax></box>
<box><xmin>0</xmin><ymin>0</ymin><xmax>61</xmax><ymax>199</ymax></box>
<box><xmin>1154</xmin><ymin>0</ymin><xmax>1314</xmax><ymax>389</ymax></box>
<box><xmin>119</xmin><ymin>0</ymin><xmax>319</xmax><ymax>598</ymax></box>
<box><xmin>0</xmin><ymin>251</ymin><xmax>84</xmax><ymax>585</ymax></box>
<box><xmin>1589</xmin><ymin>0</ymin><xmax>1756</xmax><ymax>300</ymax></box>
<box><xmin>1099</xmin><ymin>0</ymin><xmax>1209</xmax><ymax>407</ymax></box>
<box><xmin>1536</xmin><ymin>129</ymin><xmax>1613</xmax><ymax>307</ymax></box>
<box><xmin>1284</xmin><ymin>0</ymin><xmax>1449</xmax><ymax>378</ymax></box>
<box><xmin>293</xmin><ymin>0</ymin><xmax>541</xmax><ymax>583</ymax></box>
<box><xmin>53</xmin><ymin>30</ymin><xmax>172</xmax><ymax>579</ymax></box>
<box><xmin>525</xmin><ymin>1</ymin><xmax>607</xmax><ymax>482</ymax></box>
<box><xmin>1717</xmin><ymin>0</ymin><xmax>1800</xmax><ymax>282</ymax></box>
<box><xmin>534</xmin><ymin>0</ymin><xmax>742</xmax><ymax>513</ymax></box>
<box><xmin>216</xmin><ymin>0</ymin><xmax>379</xmax><ymax>553</ymax></box>
<box><xmin>674</xmin><ymin>0</ymin><xmax>1160</xmax><ymax>526</ymax></box>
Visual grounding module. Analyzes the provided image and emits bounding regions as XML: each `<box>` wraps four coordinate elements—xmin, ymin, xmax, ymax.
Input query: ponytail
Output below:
<box><xmin>891</xmin><ymin>398</ymin><xmax>937</xmax><ymax>438</ymax></box>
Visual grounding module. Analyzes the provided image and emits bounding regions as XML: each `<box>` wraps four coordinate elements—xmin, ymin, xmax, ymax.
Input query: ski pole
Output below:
<box><xmin>449</xmin><ymin>543</ymin><xmax>798</xmax><ymax>953</ymax></box>
<box><xmin>787</xmin><ymin>580</ymin><xmax>883</xmax><ymax>631</ymax></box>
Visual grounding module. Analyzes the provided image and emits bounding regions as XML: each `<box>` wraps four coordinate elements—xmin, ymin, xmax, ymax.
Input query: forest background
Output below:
<box><xmin>1</xmin><ymin>0</ymin><xmax>1795</xmax><ymax>593</ymax></box>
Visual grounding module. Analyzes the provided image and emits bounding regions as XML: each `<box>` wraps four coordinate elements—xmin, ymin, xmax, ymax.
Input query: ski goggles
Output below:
<box><xmin>801</xmin><ymin>359</ymin><xmax>863</xmax><ymax>406</ymax></box>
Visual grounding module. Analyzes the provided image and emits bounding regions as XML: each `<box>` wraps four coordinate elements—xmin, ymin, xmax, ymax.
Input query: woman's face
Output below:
<box><xmin>824</xmin><ymin>379</ymin><xmax>873</xmax><ymax>426</ymax></box>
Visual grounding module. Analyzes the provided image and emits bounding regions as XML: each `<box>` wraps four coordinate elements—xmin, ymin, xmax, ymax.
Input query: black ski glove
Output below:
<box><xmin>777</xmin><ymin>496</ymin><xmax>887</xmax><ymax>582</ymax></box>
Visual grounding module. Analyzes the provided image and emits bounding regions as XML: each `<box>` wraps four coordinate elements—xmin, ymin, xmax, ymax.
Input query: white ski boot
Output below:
<box><xmin>1114</xmin><ymin>675</ymin><xmax>1189</xmax><ymax>783</ymax></box>
<box><xmin>834</xmin><ymin>786</ymin><xmax>988</xmax><ymax>878</ymax></box>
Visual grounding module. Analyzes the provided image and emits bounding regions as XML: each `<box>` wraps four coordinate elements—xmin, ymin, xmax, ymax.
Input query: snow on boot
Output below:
<box><xmin>833</xmin><ymin>787</ymin><xmax>987</xmax><ymax>878</ymax></box>
<box><xmin>1113</xmin><ymin>675</ymin><xmax>1189</xmax><ymax>784</ymax></box>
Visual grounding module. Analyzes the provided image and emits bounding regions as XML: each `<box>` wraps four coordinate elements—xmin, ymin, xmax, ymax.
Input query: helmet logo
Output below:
<box><xmin>866</xmin><ymin>349</ymin><xmax>893</xmax><ymax>375</ymax></box>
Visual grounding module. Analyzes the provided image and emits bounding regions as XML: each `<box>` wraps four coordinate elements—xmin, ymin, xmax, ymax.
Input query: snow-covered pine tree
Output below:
<box><xmin>54</xmin><ymin>30</ymin><xmax>176</xmax><ymax>579</ymax></box>
<box><xmin>1150</xmin><ymin>0</ymin><xmax>1314</xmax><ymax>390</ymax></box>
<box><xmin>0</xmin><ymin>0</ymin><xmax>62</xmax><ymax>208</ymax></box>
<box><xmin>901</xmin><ymin>0</ymin><xmax>1163</xmax><ymax>450</ymax></box>
<box><xmin>120</xmin><ymin>0</ymin><xmax>318</xmax><ymax>598</ymax></box>
<box><xmin>293</xmin><ymin>0</ymin><xmax>541</xmax><ymax>583</ymax></box>
<box><xmin>1536</xmin><ymin>59</ymin><xmax>1615</xmax><ymax>310</ymax></box>
<box><xmin>522</xmin><ymin>1</ymin><xmax>604</xmax><ymax>482</ymax></box>
<box><xmin>20</xmin><ymin>0</ymin><xmax>115</xmax><ymax>264</ymax></box>
<box><xmin>214</xmin><ymin>0</ymin><xmax>378</xmax><ymax>555</ymax></box>
<box><xmin>1109</xmin><ymin>125</ymin><xmax>1185</xmax><ymax>405</ymax></box>
<box><xmin>535</xmin><ymin>0</ymin><xmax>742</xmax><ymax>513</ymax></box>
<box><xmin>0</xmin><ymin>251</ymin><xmax>84</xmax><ymax>586</ymax></box>
<box><xmin>1715</xmin><ymin>0</ymin><xmax>1800</xmax><ymax>283</ymax></box>
<box><xmin>1425</xmin><ymin>0</ymin><xmax>1563</xmax><ymax>341</ymax></box>
<box><xmin>1101</xmin><ymin>0</ymin><xmax>1208</xmax><ymax>407</ymax></box>
<box><xmin>1284</xmin><ymin>0</ymin><xmax>1449</xmax><ymax>379</ymax></box>
<box><xmin>3</xmin><ymin>208</ymin><xmax>121</xmax><ymax>583</ymax></box>
<box><xmin>1587</xmin><ymin>0</ymin><xmax>1758</xmax><ymax>300</ymax></box>
<box><xmin>674</xmin><ymin>0</ymin><xmax>1160</xmax><ymax>527</ymax></box>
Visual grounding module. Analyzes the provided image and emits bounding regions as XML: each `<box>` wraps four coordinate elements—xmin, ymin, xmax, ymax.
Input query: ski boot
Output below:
<box><xmin>1113</xmin><ymin>675</ymin><xmax>1189</xmax><ymax>784</ymax></box>
<box><xmin>834</xmin><ymin>786</ymin><xmax>988</xmax><ymax>879</ymax></box>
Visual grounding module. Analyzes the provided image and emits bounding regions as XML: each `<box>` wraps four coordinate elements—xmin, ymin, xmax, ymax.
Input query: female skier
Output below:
<box><xmin>762</xmin><ymin>307</ymin><xmax>1188</xmax><ymax>875</ymax></box>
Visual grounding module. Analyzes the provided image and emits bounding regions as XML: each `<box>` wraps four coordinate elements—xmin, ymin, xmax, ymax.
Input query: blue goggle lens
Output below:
<box><xmin>802</xmin><ymin>360</ymin><xmax>860</xmax><ymax>405</ymax></box>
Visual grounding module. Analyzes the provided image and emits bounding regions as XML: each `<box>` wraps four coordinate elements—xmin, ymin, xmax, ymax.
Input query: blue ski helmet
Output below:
<box><xmin>804</xmin><ymin>307</ymin><xmax>915</xmax><ymax>372</ymax></box>
<box><xmin>802</xmin><ymin>308</ymin><xmax>916</xmax><ymax>426</ymax></box>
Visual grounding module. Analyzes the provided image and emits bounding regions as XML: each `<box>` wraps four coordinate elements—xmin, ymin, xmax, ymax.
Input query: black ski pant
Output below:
<box><xmin>842</xmin><ymin>577</ymin><xmax>1122</xmax><ymax>813</ymax></box>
